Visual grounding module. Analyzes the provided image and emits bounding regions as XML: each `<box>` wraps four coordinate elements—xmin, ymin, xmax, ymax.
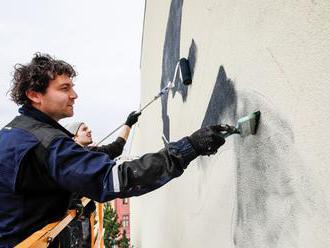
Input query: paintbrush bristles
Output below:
<box><xmin>236</xmin><ymin>111</ymin><xmax>261</xmax><ymax>137</ymax></box>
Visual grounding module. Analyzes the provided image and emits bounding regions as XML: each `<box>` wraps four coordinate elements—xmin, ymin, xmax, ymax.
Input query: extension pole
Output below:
<box><xmin>95</xmin><ymin>59</ymin><xmax>188</xmax><ymax>146</ymax></box>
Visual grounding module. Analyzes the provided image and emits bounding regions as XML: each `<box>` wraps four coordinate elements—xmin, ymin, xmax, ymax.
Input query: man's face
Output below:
<box><xmin>75</xmin><ymin>123</ymin><xmax>93</xmax><ymax>146</ymax></box>
<box><xmin>28</xmin><ymin>74</ymin><xmax>78</xmax><ymax>121</ymax></box>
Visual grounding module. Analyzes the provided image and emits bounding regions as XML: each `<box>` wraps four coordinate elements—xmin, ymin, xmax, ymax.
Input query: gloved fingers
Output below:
<box><xmin>209</xmin><ymin>124</ymin><xmax>233</xmax><ymax>133</ymax></box>
<box><xmin>188</xmin><ymin>125</ymin><xmax>226</xmax><ymax>156</ymax></box>
<box><xmin>207</xmin><ymin>148</ymin><xmax>219</xmax><ymax>155</ymax></box>
<box><xmin>128</xmin><ymin>111</ymin><xmax>135</xmax><ymax>117</ymax></box>
<box><xmin>203</xmin><ymin>132</ymin><xmax>225</xmax><ymax>155</ymax></box>
<box><xmin>134</xmin><ymin>111</ymin><xmax>142</xmax><ymax>117</ymax></box>
<box><xmin>125</xmin><ymin>111</ymin><xmax>141</xmax><ymax>127</ymax></box>
<box><xmin>212</xmin><ymin>133</ymin><xmax>226</xmax><ymax>146</ymax></box>
<box><xmin>129</xmin><ymin>111</ymin><xmax>141</xmax><ymax>118</ymax></box>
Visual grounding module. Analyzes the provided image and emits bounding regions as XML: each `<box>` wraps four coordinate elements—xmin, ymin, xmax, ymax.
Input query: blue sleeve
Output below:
<box><xmin>47</xmin><ymin>136</ymin><xmax>198</xmax><ymax>202</ymax></box>
<box><xmin>115</xmin><ymin>137</ymin><xmax>198</xmax><ymax>198</ymax></box>
<box><xmin>47</xmin><ymin>137</ymin><xmax>118</xmax><ymax>202</ymax></box>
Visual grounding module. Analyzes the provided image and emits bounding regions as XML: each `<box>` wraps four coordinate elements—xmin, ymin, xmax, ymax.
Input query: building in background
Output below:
<box><xmin>110</xmin><ymin>198</ymin><xmax>130</xmax><ymax>240</ymax></box>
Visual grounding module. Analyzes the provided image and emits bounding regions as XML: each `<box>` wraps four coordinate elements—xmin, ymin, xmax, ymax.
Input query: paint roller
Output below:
<box><xmin>95</xmin><ymin>58</ymin><xmax>192</xmax><ymax>145</ymax></box>
<box><xmin>217</xmin><ymin>111</ymin><xmax>261</xmax><ymax>138</ymax></box>
<box><xmin>139</xmin><ymin>58</ymin><xmax>191</xmax><ymax>112</ymax></box>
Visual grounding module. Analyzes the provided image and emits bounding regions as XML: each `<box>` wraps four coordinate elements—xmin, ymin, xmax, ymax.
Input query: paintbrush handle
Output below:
<box><xmin>217</xmin><ymin>125</ymin><xmax>240</xmax><ymax>139</ymax></box>
<box><xmin>218</xmin><ymin>131</ymin><xmax>234</xmax><ymax>139</ymax></box>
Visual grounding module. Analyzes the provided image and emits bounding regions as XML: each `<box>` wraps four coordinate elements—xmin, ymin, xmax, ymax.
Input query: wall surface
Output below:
<box><xmin>130</xmin><ymin>0</ymin><xmax>330</xmax><ymax>247</ymax></box>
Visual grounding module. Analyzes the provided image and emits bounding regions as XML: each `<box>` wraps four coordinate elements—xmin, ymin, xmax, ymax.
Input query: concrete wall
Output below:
<box><xmin>130</xmin><ymin>0</ymin><xmax>330</xmax><ymax>247</ymax></box>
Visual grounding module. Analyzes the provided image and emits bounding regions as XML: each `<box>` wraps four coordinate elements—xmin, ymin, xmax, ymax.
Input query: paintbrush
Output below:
<box><xmin>218</xmin><ymin>111</ymin><xmax>261</xmax><ymax>138</ymax></box>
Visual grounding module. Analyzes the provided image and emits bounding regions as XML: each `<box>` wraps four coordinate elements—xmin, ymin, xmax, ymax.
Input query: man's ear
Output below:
<box><xmin>26</xmin><ymin>89</ymin><xmax>42</xmax><ymax>104</ymax></box>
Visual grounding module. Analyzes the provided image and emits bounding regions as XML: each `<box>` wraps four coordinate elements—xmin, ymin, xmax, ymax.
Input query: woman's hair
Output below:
<box><xmin>10</xmin><ymin>53</ymin><xmax>77</xmax><ymax>105</ymax></box>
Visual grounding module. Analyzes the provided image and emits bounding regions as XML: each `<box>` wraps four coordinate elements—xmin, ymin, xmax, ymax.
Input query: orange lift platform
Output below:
<box><xmin>16</xmin><ymin>198</ymin><xmax>104</xmax><ymax>248</ymax></box>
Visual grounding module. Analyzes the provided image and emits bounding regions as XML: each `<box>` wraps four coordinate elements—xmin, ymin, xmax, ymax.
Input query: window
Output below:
<box><xmin>122</xmin><ymin>215</ymin><xmax>129</xmax><ymax>228</ymax></box>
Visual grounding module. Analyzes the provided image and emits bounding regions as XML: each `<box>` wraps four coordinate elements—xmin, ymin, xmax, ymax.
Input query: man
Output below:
<box><xmin>65</xmin><ymin>117</ymin><xmax>139</xmax><ymax>247</ymax></box>
<box><xmin>65</xmin><ymin>110</ymin><xmax>140</xmax><ymax>159</ymax></box>
<box><xmin>0</xmin><ymin>53</ymin><xmax>227</xmax><ymax>247</ymax></box>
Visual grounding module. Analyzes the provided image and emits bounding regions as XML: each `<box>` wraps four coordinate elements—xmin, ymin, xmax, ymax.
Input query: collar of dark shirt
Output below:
<box><xmin>18</xmin><ymin>104</ymin><xmax>74</xmax><ymax>138</ymax></box>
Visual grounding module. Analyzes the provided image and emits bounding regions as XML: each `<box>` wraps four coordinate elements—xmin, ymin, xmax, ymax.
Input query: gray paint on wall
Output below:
<box><xmin>161</xmin><ymin>0</ymin><xmax>195</xmax><ymax>142</ymax></box>
<box><xmin>233</xmin><ymin>91</ymin><xmax>300</xmax><ymax>247</ymax></box>
<box><xmin>160</xmin><ymin>0</ymin><xmax>183</xmax><ymax>141</ymax></box>
<box><xmin>201</xmin><ymin>68</ymin><xmax>324</xmax><ymax>247</ymax></box>
<box><xmin>187</xmin><ymin>39</ymin><xmax>197</xmax><ymax>81</ymax></box>
<box><xmin>201</xmin><ymin>65</ymin><xmax>237</xmax><ymax>127</ymax></box>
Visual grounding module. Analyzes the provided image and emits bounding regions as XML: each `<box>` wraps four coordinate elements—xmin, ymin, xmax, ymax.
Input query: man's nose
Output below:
<box><xmin>70</xmin><ymin>89</ymin><xmax>78</xmax><ymax>99</ymax></box>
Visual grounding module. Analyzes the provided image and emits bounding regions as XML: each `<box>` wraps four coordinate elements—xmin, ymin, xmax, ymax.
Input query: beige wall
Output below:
<box><xmin>130</xmin><ymin>0</ymin><xmax>330</xmax><ymax>247</ymax></box>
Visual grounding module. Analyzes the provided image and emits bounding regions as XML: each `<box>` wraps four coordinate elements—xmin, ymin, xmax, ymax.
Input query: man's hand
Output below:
<box><xmin>125</xmin><ymin>111</ymin><xmax>141</xmax><ymax>127</ymax></box>
<box><xmin>187</xmin><ymin>125</ymin><xmax>227</xmax><ymax>156</ymax></box>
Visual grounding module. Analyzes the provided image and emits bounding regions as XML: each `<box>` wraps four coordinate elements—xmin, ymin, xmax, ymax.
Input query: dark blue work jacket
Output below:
<box><xmin>0</xmin><ymin>106</ymin><xmax>197</xmax><ymax>247</ymax></box>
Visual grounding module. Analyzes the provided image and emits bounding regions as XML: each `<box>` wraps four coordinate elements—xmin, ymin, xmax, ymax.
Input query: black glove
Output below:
<box><xmin>125</xmin><ymin>111</ymin><xmax>141</xmax><ymax>127</ymax></box>
<box><xmin>187</xmin><ymin>125</ymin><xmax>227</xmax><ymax>156</ymax></box>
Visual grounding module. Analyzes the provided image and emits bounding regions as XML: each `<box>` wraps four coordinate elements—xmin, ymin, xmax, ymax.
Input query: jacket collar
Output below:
<box><xmin>19</xmin><ymin>104</ymin><xmax>74</xmax><ymax>138</ymax></box>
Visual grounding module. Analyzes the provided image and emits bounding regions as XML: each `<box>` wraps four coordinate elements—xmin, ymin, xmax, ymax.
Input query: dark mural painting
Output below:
<box><xmin>201</xmin><ymin>65</ymin><xmax>237</xmax><ymax>127</ymax></box>
<box><xmin>161</xmin><ymin>0</ymin><xmax>197</xmax><ymax>142</ymax></box>
<box><xmin>160</xmin><ymin>0</ymin><xmax>183</xmax><ymax>142</ymax></box>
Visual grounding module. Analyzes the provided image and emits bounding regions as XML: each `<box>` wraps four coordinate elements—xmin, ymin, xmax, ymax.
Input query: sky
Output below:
<box><xmin>0</xmin><ymin>0</ymin><xmax>145</xmax><ymax>143</ymax></box>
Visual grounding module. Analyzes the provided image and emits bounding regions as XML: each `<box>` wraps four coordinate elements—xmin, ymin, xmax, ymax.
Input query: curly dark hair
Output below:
<box><xmin>10</xmin><ymin>53</ymin><xmax>77</xmax><ymax>105</ymax></box>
